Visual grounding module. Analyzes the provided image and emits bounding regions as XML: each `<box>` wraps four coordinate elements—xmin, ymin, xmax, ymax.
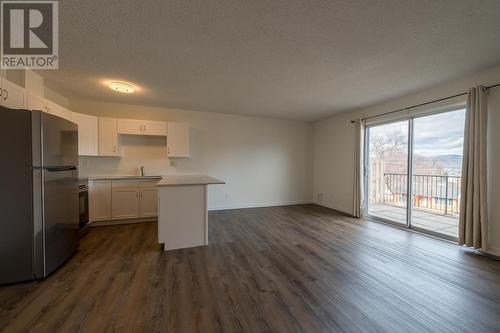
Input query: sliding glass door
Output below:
<box><xmin>366</xmin><ymin>120</ymin><xmax>409</xmax><ymax>225</ymax></box>
<box><xmin>365</xmin><ymin>108</ymin><xmax>466</xmax><ymax>239</ymax></box>
<box><xmin>411</xmin><ymin>110</ymin><xmax>466</xmax><ymax>238</ymax></box>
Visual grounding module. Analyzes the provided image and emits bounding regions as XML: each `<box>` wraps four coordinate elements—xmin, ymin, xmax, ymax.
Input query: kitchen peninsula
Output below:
<box><xmin>157</xmin><ymin>175</ymin><xmax>225</xmax><ymax>250</ymax></box>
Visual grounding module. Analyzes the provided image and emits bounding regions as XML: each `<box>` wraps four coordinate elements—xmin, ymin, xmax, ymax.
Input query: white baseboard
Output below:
<box><xmin>312</xmin><ymin>200</ymin><xmax>352</xmax><ymax>215</ymax></box>
<box><xmin>484</xmin><ymin>247</ymin><xmax>500</xmax><ymax>258</ymax></box>
<box><xmin>208</xmin><ymin>200</ymin><xmax>313</xmax><ymax>211</ymax></box>
<box><xmin>89</xmin><ymin>217</ymin><xmax>157</xmax><ymax>227</ymax></box>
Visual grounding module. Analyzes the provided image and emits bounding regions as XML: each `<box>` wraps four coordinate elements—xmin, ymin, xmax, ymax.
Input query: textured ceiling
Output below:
<box><xmin>39</xmin><ymin>0</ymin><xmax>500</xmax><ymax>121</ymax></box>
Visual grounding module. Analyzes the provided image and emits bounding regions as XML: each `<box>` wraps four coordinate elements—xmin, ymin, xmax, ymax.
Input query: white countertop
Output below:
<box><xmin>88</xmin><ymin>175</ymin><xmax>163</xmax><ymax>180</ymax></box>
<box><xmin>156</xmin><ymin>175</ymin><xmax>225</xmax><ymax>186</ymax></box>
<box><xmin>87</xmin><ymin>174</ymin><xmax>224</xmax><ymax>186</ymax></box>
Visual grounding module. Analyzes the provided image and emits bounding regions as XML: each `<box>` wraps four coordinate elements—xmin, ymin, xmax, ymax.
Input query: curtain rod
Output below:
<box><xmin>350</xmin><ymin>82</ymin><xmax>500</xmax><ymax>124</ymax></box>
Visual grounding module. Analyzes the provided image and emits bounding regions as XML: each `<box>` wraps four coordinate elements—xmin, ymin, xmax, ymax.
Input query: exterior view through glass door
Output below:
<box><xmin>366</xmin><ymin>120</ymin><xmax>409</xmax><ymax>225</ymax></box>
<box><xmin>411</xmin><ymin>110</ymin><xmax>465</xmax><ymax>238</ymax></box>
<box><xmin>365</xmin><ymin>108</ymin><xmax>466</xmax><ymax>239</ymax></box>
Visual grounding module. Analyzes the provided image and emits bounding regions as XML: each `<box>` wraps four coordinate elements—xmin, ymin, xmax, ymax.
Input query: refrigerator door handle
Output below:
<box><xmin>44</xmin><ymin>166</ymin><xmax>78</xmax><ymax>172</ymax></box>
<box><xmin>33</xmin><ymin>169</ymin><xmax>45</xmax><ymax>278</ymax></box>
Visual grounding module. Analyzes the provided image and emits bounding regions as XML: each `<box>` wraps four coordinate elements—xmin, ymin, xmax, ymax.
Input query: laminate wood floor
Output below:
<box><xmin>1</xmin><ymin>204</ymin><xmax>500</xmax><ymax>332</ymax></box>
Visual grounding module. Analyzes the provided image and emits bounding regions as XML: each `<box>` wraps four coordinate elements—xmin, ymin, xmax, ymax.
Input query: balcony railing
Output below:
<box><xmin>383</xmin><ymin>173</ymin><xmax>461</xmax><ymax>217</ymax></box>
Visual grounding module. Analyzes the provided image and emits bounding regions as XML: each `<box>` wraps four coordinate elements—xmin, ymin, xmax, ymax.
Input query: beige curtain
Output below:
<box><xmin>459</xmin><ymin>86</ymin><xmax>488</xmax><ymax>249</ymax></box>
<box><xmin>352</xmin><ymin>119</ymin><xmax>365</xmax><ymax>218</ymax></box>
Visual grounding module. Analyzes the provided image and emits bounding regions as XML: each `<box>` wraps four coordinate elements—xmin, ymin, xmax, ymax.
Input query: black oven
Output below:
<box><xmin>78</xmin><ymin>180</ymin><xmax>89</xmax><ymax>229</ymax></box>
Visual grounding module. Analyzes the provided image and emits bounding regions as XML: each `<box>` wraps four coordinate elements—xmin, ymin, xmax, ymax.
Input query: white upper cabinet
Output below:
<box><xmin>73</xmin><ymin>112</ymin><xmax>98</xmax><ymax>156</ymax></box>
<box><xmin>46</xmin><ymin>100</ymin><xmax>73</xmax><ymax>122</ymax></box>
<box><xmin>24</xmin><ymin>70</ymin><xmax>44</xmax><ymax>96</ymax></box>
<box><xmin>24</xmin><ymin>71</ymin><xmax>73</xmax><ymax>121</ymax></box>
<box><xmin>117</xmin><ymin>118</ymin><xmax>142</xmax><ymax>135</ymax></box>
<box><xmin>0</xmin><ymin>78</ymin><xmax>26</xmax><ymax>109</ymax></box>
<box><xmin>27</xmin><ymin>93</ymin><xmax>48</xmax><ymax>112</ymax></box>
<box><xmin>117</xmin><ymin>118</ymin><xmax>166</xmax><ymax>136</ymax></box>
<box><xmin>142</xmin><ymin>120</ymin><xmax>166</xmax><ymax>136</ymax></box>
<box><xmin>167</xmin><ymin>122</ymin><xmax>190</xmax><ymax>158</ymax></box>
<box><xmin>27</xmin><ymin>93</ymin><xmax>73</xmax><ymax>122</ymax></box>
<box><xmin>99</xmin><ymin>117</ymin><xmax>120</xmax><ymax>157</ymax></box>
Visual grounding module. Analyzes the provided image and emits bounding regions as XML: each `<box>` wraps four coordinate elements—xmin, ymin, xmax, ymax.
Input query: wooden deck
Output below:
<box><xmin>1</xmin><ymin>205</ymin><xmax>499</xmax><ymax>332</ymax></box>
<box><xmin>369</xmin><ymin>204</ymin><xmax>458</xmax><ymax>237</ymax></box>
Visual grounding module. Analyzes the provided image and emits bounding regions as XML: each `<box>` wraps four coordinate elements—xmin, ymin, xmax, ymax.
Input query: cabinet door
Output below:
<box><xmin>25</xmin><ymin>70</ymin><xmax>44</xmax><ymax>96</ymax></box>
<box><xmin>90</xmin><ymin>180</ymin><xmax>112</xmax><ymax>222</ymax></box>
<box><xmin>112</xmin><ymin>187</ymin><xmax>140</xmax><ymax>220</ymax></box>
<box><xmin>98</xmin><ymin>117</ymin><xmax>120</xmax><ymax>156</ymax></box>
<box><xmin>73</xmin><ymin>112</ymin><xmax>98</xmax><ymax>156</ymax></box>
<box><xmin>167</xmin><ymin>122</ymin><xmax>190</xmax><ymax>157</ymax></box>
<box><xmin>47</xmin><ymin>101</ymin><xmax>73</xmax><ymax>122</ymax></box>
<box><xmin>142</xmin><ymin>120</ymin><xmax>166</xmax><ymax>136</ymax></box>
<box><xmin>140</xmin><ymin>187</ymin><xmax>158</xmax><ymax>217</ymax></box>
<box><xmin>117</xmin><ymin>119</ymin><xmax>142</xmax><ymax>135</ymax></box>
<box><xmin>1</xmin><ymin>79</ymin><xmax>26</xmax><ymax>109</ymax></box>
<box><xmin>27</xmin><ymin>93</ymin><xmax>48</xmax><ymax>113</ymax></box>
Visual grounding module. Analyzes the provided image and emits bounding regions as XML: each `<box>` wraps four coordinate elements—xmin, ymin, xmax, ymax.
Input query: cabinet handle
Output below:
<box><xmin>113</xmin><ymin>145</ymin><xmax>116</xmax><ymax>153</ymax></box>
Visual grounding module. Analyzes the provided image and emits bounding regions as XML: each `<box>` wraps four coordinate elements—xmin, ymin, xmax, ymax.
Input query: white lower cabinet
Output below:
<box><xmin>140</xmin><ymin>187</ymin><xmax>158</xmax><ymax>217</ymax></box>
<box><xmin>89</xmin><ymin>179</ymin><xmax>158</xmax><ymax>222</ymax></box>
<box><xmin>90</xmin><ymin>180</ymin><xmax>112</xmax><ymax>222</ymax></box>
<box><xmin>112</xmin><ymin>187</ymin><xmax>141</xmax><ymax>220</ymax></box>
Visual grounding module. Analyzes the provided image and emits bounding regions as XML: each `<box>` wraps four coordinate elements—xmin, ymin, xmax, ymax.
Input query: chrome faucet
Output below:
<box><xmin>140</xmin><ymin>166</ymin><xmax>145</xmax><ymax>177</ymax></box>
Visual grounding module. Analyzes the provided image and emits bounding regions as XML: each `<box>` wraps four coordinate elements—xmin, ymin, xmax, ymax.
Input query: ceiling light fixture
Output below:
<box><xmin>109</xmin><ymin>81</ymin><xmax>135</xmax><ymax>94</ymax></box>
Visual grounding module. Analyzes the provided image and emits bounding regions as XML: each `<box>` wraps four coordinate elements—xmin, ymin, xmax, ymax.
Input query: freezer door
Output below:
<box><xmin>39</xmin><ymin>112</ymin><xmax>78</xmax><ymax>167</ymax></box>
<box><xmin>39</xmin><ymin>168</ymin><xmax>79</xmax><ymax>277</ymax></box>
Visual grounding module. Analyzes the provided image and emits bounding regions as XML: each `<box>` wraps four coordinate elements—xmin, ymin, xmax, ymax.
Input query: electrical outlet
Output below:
<box><xmin>170</xmin><ymin>160</ymin><xmax>176</xmax><ymax>167</ymax></box>
<box><xmin>317</xmin><ymin>193</ymin><xmax>324</xmax><ymax>202</ymax></box>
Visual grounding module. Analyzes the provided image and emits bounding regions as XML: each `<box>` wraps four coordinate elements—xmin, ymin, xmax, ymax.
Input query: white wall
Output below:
<box><xmin>71</xmin><ymin>99</ymin><xmax>313</xmax><ymax>210</ymax></box>
<box><xmin>313</xmin><ymin>65</ymin><xmax>500</xmax><ymax>254</ymax></box>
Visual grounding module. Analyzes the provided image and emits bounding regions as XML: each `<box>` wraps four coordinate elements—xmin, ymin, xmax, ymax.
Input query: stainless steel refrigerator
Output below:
<box><xmin>0</xmin><ymin>106</ymin><xmax>79</xmax><ymax>285</ymax></box>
